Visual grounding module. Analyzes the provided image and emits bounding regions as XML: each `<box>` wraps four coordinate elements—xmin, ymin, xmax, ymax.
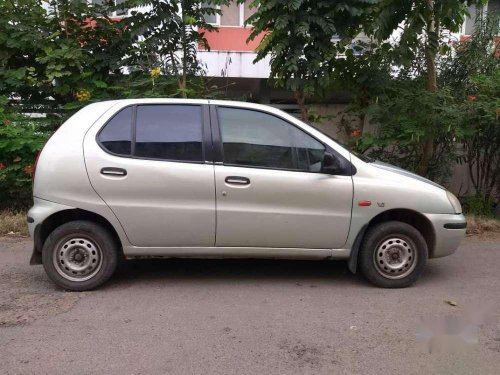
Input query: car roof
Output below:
<box><xmin>94</xmin><ymin>98</ymin><xmax>284</xmax><ymax>115</ymax></box>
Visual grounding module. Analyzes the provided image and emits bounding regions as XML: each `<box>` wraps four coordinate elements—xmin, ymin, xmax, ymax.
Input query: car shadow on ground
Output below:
<box><xmin>103</xmin><ymin>257</ymin><xmax>453</xmax><ymax>291</ymax></box>
<box><xmin>107</xmin><ymin>258</ymin><xmax>368</xmax><ymax>289</ymax></box>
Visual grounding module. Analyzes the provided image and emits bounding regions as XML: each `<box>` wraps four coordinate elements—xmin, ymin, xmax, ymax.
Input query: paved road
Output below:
<box><xmin>0</xmin><ymin>236</ymin><xmax>499</xmax><ymax>375</ymax></box>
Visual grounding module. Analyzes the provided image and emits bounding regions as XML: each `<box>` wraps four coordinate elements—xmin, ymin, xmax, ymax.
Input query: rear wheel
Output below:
<box><xmin>42</xmin><ymin>220</ymin><xmax>118</xmax><ymax>291</ymax></box>
<box><xmin>358</xmin><ymin>221</ymin><xmax>428</xmax><ymax>288</ymax></box>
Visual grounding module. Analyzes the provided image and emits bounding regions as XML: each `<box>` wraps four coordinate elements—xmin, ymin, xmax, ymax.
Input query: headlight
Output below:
<box><xmin>446</xmin><ymin>191</ymin><xmax>462</xmax><ymax>214</ymax></box>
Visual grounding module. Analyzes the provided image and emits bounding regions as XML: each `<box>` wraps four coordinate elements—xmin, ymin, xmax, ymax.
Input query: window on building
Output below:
<box><xmin>201</xmin><ymin>1</ymin><xmax>219</xmax><ymax>25</ymax></box>
<box><xmin>220</xmin><ymin>3</ymin><xmax>240</xmax><ymax>26</ymax></box>
<box><xmin>92</xmin><ymin>0</ymin><xmax>129</xmax><ymax>17</ymax></box>
<box><xmin>243</xmin><ymin>0</ymin><xmax>257</xmax><ymax>24</ymax></box>
<box><xmin>203</xmin><ymin>1</ymin><xmax>256</xmax><ymax>27</ymax></box>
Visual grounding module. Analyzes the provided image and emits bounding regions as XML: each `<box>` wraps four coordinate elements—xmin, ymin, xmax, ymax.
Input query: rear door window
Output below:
<box><xmin>135</xmin><ymin>105</ymin><xmax>203</xmax><ymax>162</ymax></box>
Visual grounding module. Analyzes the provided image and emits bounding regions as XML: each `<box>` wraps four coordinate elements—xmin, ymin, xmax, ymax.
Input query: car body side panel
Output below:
<box><xmin>214</xmin><ymin>165</ymin><xmax>353</xmax><ymax>249</ymax></box>
<box><xmin>83</xmin><ymin>101</ymin><xmax>216</xmax><ymax>248</ymax></box>
<box><xmin>32</xmin><ymin>101</ymin><xmax>132</xmax><ymax>247</ymax></box>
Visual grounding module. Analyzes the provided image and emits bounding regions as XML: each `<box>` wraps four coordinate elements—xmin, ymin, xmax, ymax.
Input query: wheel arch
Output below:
<box><xmin>348</xmin><ymin>208</ymin><xmax>436</xmax><ymax>273</ymax></box>
<box><xmin>33</xmin><ymin>208</ymin><xmax>123</xmax><ymax>261</ymax></box>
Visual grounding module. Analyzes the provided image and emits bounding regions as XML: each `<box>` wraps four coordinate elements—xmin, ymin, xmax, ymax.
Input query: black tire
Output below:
<box><xmin>42</xmin><ymin>220</ymin><xmax>118</xmax><ymax>291</ymax></box>
<box><xmin>358</xmin><ymin>221</ymin><xmax>428</xmax><ymax>288</ymax></box>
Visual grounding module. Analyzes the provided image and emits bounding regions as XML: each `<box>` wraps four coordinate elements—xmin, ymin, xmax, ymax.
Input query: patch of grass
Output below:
<box><xmin>466</xmin><ymin>215</ymin><xmax>500</xmax><ymax>236</ymax></box>
<box><xmin>0</xmin><ymin>210</ymin><xmax>28</xmax><ymax>237</ymax></box>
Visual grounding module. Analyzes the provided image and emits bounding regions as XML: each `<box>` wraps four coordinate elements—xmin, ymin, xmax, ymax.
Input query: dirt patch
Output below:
<box><xmin>278</xmin><ymin>339</ymin><xmax>336</xmax><ymax>369</ymax></box>
<box><xmin>466</xmin><ymin>215</ymin><xmax>500</xmax><ymax>237</ymax></box>
<box><xmin>0</xmin><ymin>239</ymin><xmax>81</xmax><ymax>327</ymax></box>
<box><xmin>0</xmin><ymin>210</ymin><xmax>29</xmax><ymax>237</ymax></box>
<box><xmin>0</xmin><ymin>290</ymin><xmax>80</xmax><ymax>327</ymax></box>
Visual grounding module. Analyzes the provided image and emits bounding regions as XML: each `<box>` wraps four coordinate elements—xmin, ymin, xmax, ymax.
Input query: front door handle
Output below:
<box><xmin>225</xmin><ymin>176</ymin><xmax>250</xmax><ymax>185</ymax></box>
<box><xmin>101</xmin><ymin>167</ymin><xmax>127</xmax><ymax>177</ymax></box>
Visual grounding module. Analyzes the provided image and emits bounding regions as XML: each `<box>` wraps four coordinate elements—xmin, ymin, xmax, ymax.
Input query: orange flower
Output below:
<box><xmin>496</xmin><ymin>108</ymin><xmax>500</xmax><ymax>114</ymax></box>
<box><xmin>351</xmin><ymin>129</ymin><xmax>362</xmax><ymax>138</ymax></box>
<box><xmin>23</xmin><ymin>164</ymin><xmax>34</xmax><ymax>175</ymax></box>
<box><xmin>0</xmin><ymin>162</ymin><xmax>6</xmax><ymax>170</ymax></box>
<box><xmin>467</xmin><ymin>95</ymin><xmax>476</xmax><ymax>101</ymax></box>
<box><xmin>3</xmin><ymin>119</ymin><xmax>11</xmax><ymax>126</ymax></box>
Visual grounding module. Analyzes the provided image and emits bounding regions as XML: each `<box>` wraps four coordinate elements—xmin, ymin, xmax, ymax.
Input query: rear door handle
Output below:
<box><xmin>101</xmin><ymin>167</ymin><xmax>127</xmax><ymax>177</ymax></box>
<box><xmin>225</xmin><ymin>176</ymin><xmax>250</xmax><ymax>185</ymax></box>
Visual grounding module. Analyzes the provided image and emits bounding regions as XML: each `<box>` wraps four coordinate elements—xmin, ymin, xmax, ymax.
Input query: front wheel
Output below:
<box><xmin>358</xmin><ymin>221</ymin><xmax>428</xmax><ymax>288</ymax></box>
<box><xmin>42</xmin><ymin>220</ymin><xmax>118</xmax><ymax>291</ymax></box>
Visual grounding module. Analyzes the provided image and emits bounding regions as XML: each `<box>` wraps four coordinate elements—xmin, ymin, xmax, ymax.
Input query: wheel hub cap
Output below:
<box><xmin>373</xmin><ymin>237</ymin><xmax>417</xmax><ymax>279</ymax></box>
<box><xmin>53</xmin><ymin>237</ymin><xmax>103</xmax><ymax>282</ymax></box>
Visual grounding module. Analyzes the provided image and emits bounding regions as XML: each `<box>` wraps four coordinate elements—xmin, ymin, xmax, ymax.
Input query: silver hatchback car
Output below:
<box><xmin>28</xmin><ymin>99</ymin><xmax>466</xmax><ymax>291</ymax></box>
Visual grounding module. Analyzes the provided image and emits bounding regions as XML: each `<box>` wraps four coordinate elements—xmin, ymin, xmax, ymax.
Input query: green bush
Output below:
<box><xmin>457</xmin><ymin>71</ymin><xmax>500</xmax><ymax>204</ymax></box>
<box><xmin>357</xmin><ymin>81</ymin><xmax>462</xmax><ymax>184</ymax></box>
<box><xmin>0</xmin><ymin>98</ymin><xmax>49</xmax><ymax>209</ymax></box>
<box><xmin>461</xmin><ymin>193</ymin><xmax>497</xmax><ymax>218</ymax></box>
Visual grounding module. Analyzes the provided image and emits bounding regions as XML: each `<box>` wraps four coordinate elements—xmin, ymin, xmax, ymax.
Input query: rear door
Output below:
<box><xmin>84</xmin><ymin>103</ymin><xmax>215</xmax><ymax>247</ymax></box>
<box><xmin>211</xmin><ymin>105</ymin><xmax>353</xmax><ymax>249</ymax></box>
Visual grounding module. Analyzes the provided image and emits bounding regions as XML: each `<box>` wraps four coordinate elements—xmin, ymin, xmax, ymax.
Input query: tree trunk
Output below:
<box><xmin>180</xmin><ymin>0</ymin><xmax>188</xmax><ymax>98</ymax></box>
<box><xmin>359</xmin><ymin>112</ymin><xmax>367</xmax><ymax>134</ymax></box>
<box><xmin>417</xmin><ymin>0</ymin><xmax>438</xmax><ymax>177</ymax></box>
<box><xmin>294</xmin><ymin>90</ymin><xmax>308</xmax><ymax>122</ymax></box>
<box><xmin>178</xmin><ymin>77</ymin><xmax>187</xmax><ymax>98</ymax></box>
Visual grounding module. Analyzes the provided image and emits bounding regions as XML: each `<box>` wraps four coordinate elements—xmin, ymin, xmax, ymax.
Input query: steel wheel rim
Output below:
<box><xmin>373</xmin><ymin>236</ymin><xmax>417</xmax><ymax>280</ymax></box>
<box><xmin>53</xmin><ymin>237</ymin><xmax>103</xmax><ymax>282</ymax></box>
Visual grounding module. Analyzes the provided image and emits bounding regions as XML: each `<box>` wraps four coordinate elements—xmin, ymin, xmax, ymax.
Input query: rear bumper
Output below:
<box><xmin>424</xmin><ymin>213</ymin><xmax>467</xmax><ymax>258</ymax></box>
<box><xmin>27</xmin><ymin>198</ymin><xmax>75</xmax><ymax>265</ymax></box>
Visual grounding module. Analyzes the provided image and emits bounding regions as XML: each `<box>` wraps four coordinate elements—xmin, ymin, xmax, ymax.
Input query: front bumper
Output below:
<box><xmin>424</xmin><ymin>213</ymin><xmax>467</xmax><ymax>258</ymax></box>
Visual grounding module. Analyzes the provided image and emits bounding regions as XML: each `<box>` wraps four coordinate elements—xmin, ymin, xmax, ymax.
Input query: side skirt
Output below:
<box><xmin>123</xmin><ymin>246</ymin><xmax>350</xmax><ymax>261</ymax></box>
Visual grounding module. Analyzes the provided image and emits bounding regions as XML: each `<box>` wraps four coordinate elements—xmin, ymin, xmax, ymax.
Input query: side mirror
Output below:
<box><xmin>321</xmin><ymin>152</ymin><xmax>343</xmax><ymax>175</ymax></box>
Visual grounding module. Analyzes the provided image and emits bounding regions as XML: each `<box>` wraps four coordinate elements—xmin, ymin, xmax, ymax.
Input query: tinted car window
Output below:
<box><xmin>135</xmin><ymin>105</ymin><xmax>203</xmax><ymax>161</ymax></box>
<box><xmin>98</xmin><ymin>107</ymin><xmax>133</xmax><ymax>155</ymax></box>
<box><xmin>218</xmin><ymin>107</ymin><xmax>325</xmax><ymax>171</ymax></box>
<box><xmin>290</xmin><ymin>126</ymin><xmax>325</xmax><ymax>172</ymax></box>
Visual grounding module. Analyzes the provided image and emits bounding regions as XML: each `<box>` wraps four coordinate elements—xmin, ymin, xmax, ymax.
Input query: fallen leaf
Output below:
<box><xmin>445</xmin><ymin>300</ymin><xmax>458</xmax><ymax>306</ymax></box>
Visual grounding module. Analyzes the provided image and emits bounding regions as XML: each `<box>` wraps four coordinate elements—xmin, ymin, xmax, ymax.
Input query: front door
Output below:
<box><xmin>84</xmin><ymin>104</ymin><xmax>215</xmax><ymax>247</ymax></box>
<box><xmin>212</xmin><ymin>106</ymin><xmax>353</xmax><ymax>249</ymax></box>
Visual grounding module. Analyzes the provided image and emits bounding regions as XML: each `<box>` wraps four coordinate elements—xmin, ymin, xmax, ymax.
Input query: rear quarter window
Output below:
<box><xmin>98</xmin><ymin>107</ymin><xmax>133</xmax><ymax>155</ymax></box>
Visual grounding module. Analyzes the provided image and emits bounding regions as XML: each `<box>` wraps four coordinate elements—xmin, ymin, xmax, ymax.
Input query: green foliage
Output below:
<box><xmin>0</xmin><ymin>97</ymin><xmax>50</xmax><ymax>209</ymax></box>
<box><xmin>457</xmin><ymin>71</ymin><xmax>500</xmax><ymax>202</ymax></box>
<box><xmin>368</xmin><ymin>0</ymin><xmax>485</xmax><ymax>59</ymax></box>
<box><xmin>440</xmin><ymin>11</ymin><xmax>499</xmax><ymax>93</ymax></box>
<box><xmin>125</xmin><ymin>0</ymin><xmax>221</xmax><ymax>97</ymax></box>
<box><xmin>461</xmin><ymin>193</ymin><xmax>497</xmax><ymax>217</ymax></box>
<box><xmin>0</xmin><ymin>0</ymin><xmax>133</xmax><ymax>114</ymax></box>
<box><xmin>360</xmin><ymin>81</ymin><xmax>462</xmax><ymax>183</ymax></box>
<box><xmin>247</xmin><ymin>0</ymin><xmax>373</xmax><ymax>112</ymax></box>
